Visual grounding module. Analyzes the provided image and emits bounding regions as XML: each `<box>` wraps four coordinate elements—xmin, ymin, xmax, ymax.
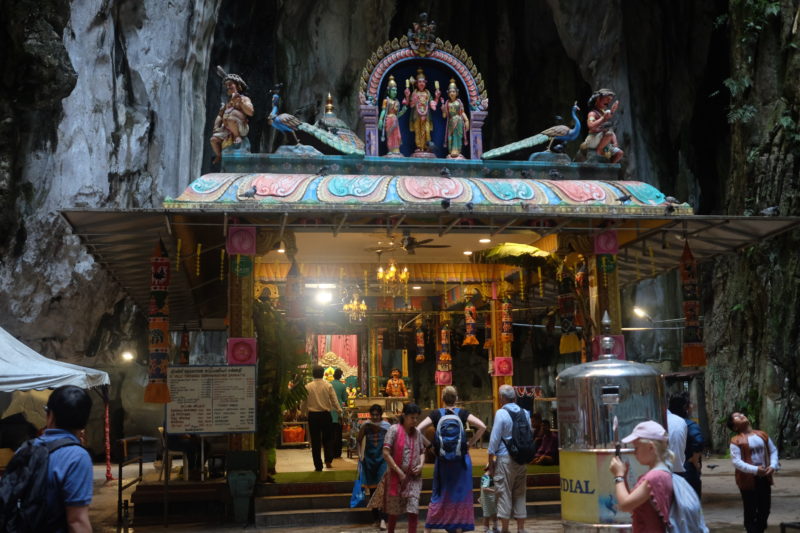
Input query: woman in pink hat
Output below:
<box><xmin>609</xmin><ymin>420</ymin><xmax>674</xmax><ymax>532</ymax></box>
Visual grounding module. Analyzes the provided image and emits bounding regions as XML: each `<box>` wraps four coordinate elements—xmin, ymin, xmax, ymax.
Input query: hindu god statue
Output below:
<box><xmin>403</xmin><ymin>68</ymin><xmax>440</xmax><ymax>153</ymax></box>
<box><xmin>441</xmin><ymin>79</ymin><xmax>469</xmax><ymax>158</ymax></box>
<box><xmin>581</xmin><ymin>88</ymin><xmax>624</xmax><ymax>163</ymax></box>
<box><xmin>378</xmin><ymin>75</ymin><xmax>407</xmax><ymax>156</ymax></box>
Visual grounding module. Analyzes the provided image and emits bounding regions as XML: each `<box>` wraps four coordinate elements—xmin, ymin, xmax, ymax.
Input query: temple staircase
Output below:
<box><xmin>254</xmin><ymin>472</ymin><xmax>561</xmax><ymax>528</ymax></box>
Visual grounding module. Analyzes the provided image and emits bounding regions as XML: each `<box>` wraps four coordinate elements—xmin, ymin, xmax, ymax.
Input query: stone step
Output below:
<box><xmin>256</xmin><ymin>485</ymin><xmax>560</xmax><ymax>512</ymax></box>
<box><xmin>255</xmin><ymin>500</ymin><xmax>561</xmax><ymax>528</ymax></box>
<box><xmin>255</xmin><ymin>473</ymin><xmax>560</xmax><ymax>497</ymax></box>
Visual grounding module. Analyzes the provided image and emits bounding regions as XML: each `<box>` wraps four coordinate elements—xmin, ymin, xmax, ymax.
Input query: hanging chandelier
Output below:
<box><xmin>342</xmin><ymin>294</ymin><xmax>368</xmax><ymax>322</ymax></box>
<box><xmin>377</xmin><ymin>259</ymin><xmax>409</xmax><ymax>295</ymax></box>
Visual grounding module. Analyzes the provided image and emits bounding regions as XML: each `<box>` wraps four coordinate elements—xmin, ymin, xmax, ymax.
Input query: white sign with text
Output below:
<box><xmin>166</xmin><ymin>365</ymin><xmax>256</xmax><ymax>434</ymax></box>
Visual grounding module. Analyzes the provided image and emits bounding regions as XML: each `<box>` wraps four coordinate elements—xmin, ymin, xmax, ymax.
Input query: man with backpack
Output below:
<box><xmin>0</xmin><ymin>385</ymin><xmax>94</xmax><ymax>533</ymax></box>
<box><xmin>487</xmin><ymin>385</ymin><xmax>534</xmax><ymax>533</ymax></box>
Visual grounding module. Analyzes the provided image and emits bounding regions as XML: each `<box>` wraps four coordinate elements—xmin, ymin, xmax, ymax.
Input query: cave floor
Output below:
<box><xmin>88</xmin><ymin>451</ymin><xmax>800</xmax><ymax>532</ymax></box>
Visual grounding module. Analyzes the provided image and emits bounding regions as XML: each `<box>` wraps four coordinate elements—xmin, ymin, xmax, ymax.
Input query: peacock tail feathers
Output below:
<box><xmin>481</xmin><ymin>133</ymin><xmax>550</xmax><ymax>159</ymax></box>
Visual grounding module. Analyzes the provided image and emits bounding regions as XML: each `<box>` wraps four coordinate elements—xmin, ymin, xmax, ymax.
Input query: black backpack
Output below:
<box><xmin>501</xmin><ymin>405</ymin><xmax>536</xmax><ymax>464</ymax></box>
<box><xmin>0</xmin><ymin>438</ymin><xmax>80</xmax><ymax>532</ymax></box>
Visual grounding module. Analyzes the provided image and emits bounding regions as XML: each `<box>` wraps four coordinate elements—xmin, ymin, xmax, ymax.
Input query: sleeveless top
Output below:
<box><xmin>631</xmin><ymin>468</ymin><xmax>673</xmax><ymax>533</ymax></box>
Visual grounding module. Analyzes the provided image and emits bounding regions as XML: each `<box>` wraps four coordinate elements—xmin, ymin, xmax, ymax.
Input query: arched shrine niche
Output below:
<box><xmin>358</xmin><ymin>14</ymin><xmax>488</xmax><ymax>160</ymax></box>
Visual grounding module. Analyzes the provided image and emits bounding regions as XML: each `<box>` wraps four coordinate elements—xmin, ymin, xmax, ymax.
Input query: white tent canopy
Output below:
<box><xmin>0</xmin><ymin>326</ymin><xmax>110</xmax><ymax>392</ymax></box>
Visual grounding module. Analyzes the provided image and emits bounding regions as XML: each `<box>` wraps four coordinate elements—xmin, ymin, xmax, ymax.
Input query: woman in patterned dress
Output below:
<box><xmin>368</xmin><ymin>403</ymin><xmax>425</xmax><ymax>533</ymax></box>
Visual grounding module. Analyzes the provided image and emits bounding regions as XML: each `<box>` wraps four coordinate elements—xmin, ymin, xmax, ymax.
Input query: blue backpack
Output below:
<box><xmin>434</xmin><ymin>408</ymin><xmax>467</xmax><ymax>461</ymax></box>
<box><xmin>654</xmin><ymin>465</ymin><xmax>709</xmax><ymax>533</ymax></box>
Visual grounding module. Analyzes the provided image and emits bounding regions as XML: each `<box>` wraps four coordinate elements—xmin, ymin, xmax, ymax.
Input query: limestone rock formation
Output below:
<box><xmin>0</xmin><ymin>0</ymin><xmax>798</xmax><ymax>454</ymax></box>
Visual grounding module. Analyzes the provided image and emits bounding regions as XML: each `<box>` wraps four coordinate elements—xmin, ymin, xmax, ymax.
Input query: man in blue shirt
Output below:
<box><xmin>487</xmin><ymin>384</ymin><xmax>530</xmax><ymax>533</ymax></box>
<box><xmin>38</xmin><ymin>385</ymin><xmax>94</xmax><ymax>533</ymax></box>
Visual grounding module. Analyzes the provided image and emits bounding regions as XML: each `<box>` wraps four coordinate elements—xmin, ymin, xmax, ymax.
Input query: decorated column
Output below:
<box><xmin>469</xmin><ymin>110</ymin><xmax>487</xmax><ymax>159</ymax></box>
<box><xmin>144</xmin><ymin>241</ymin><xmax>171</xmax><ymax>403</ymax></box>
<box><xmin>361</xmin><ymin>103</ymin><xmax>379</xmax><ymax>156</ymax></box>
<box><xmin>589</xmin><ymin>230</ymin><xmax>624</xmax><ymax>359</ymax></box>
<box><xmin>228</xmin><ymin>226</ymin><xmax>256</xmax><ymax>451</ymax></box>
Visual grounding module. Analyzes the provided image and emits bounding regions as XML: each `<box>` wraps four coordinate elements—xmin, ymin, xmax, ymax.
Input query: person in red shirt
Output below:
<box><xmin>531</xmin><ymin>420</ymin><xmax>558</xmax><ymax>465</ymax></box>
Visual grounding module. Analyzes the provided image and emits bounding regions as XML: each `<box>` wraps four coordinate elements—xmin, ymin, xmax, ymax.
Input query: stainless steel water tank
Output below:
<box><xmin>556</xmin><ymin>336</ymin><xmax>666</xmax><ymax>532</ymax></box>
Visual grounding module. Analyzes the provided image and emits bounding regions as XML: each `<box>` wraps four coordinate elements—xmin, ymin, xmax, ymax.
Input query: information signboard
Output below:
<box><xmin>166</xmin><ymin>365</ymin><xmax>256</xmax><ymax>434</ymax></box>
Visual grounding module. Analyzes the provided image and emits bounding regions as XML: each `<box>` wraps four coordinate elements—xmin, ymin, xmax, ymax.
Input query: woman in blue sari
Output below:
<box><xmin>358</xmin><ymin>404</ymin><xmax>391</xmax><ymax>528</ymax></box>
<box><xmin>418</xmin><ymin>386</ymin><xmax>486</xmax><ymax>533</ymax></box>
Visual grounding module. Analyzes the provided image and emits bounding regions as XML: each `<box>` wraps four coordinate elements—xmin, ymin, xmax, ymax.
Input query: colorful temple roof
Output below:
<box><xmin>167</xmin><ymin>154</ymin><xmax>692</xmax><ymax>216</ymax></box>
<box><xmin>168</xmin><ymin>173</ymin><xmax>689</xmax><ymax>216</ymax></box>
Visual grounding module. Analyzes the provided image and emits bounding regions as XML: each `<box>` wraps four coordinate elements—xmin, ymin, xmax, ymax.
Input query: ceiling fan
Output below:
<box><xmin>400</xmin><ymin>230</ymin><xmax>450</xmax><ymax>255</ymax></box>
<box><xmin>364</xmin><ymin>230</ymin><xmax>451</xmax><ymax>255</ymax></box>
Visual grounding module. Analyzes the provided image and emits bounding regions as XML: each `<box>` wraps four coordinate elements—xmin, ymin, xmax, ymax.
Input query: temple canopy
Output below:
<box><xmin>61</xmin><ymin>157</ymin><xmax>800</xmax><ymax>329</ymax></box>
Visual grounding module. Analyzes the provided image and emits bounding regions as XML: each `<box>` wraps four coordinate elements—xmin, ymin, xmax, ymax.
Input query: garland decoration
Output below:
<box><xmin>195</xmin><ymin>243</ymin><xmax>201</xmax><ymax>276</ymax></box>
<box><xmin>462</xmin><ymin>302</ymin><xmax>479</xmax><ymax>346</ymax></box>
<box><xmin>178</xmin><ymin>326</ymin><xmax>190</xmax><ymax>365</ymax></box>
<box><xmin>435</xmin><ymin>323</ymin><xmax>452</xmax><ymax>385</ymax></box>
<box><xmin>500</xmin><ymin>299</ymin><xmax>513</xmax><ymax>343</ymax></box>
<box><xmin>415</xmin><ymin>318</ymin><xmax>425</xmax><ymax>363</ymax></box>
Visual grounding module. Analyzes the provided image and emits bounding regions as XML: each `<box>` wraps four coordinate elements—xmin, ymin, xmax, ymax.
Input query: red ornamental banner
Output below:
<box><xmin>462</xmin><ymin>303</ymin><xmax>479</xmax><ymax>346</ymax></box>
<box><xmin>680</xmin><ymin>242</ymin><xmax>706</xmax><ymax>366</ymax></box>
<box><xmin>494</xmin><ymin>357</ymin><xmax>513</xmax><ymax>376</ymax></box>
<box><xmin>435</xmin><ymin>371</ymin><xmax>452</xmax><ymax>385</ymax></box>
<box><xmin>144</xmin><ymin>242</ymin><xmax>171</xmax><ymax>403</ymax></box>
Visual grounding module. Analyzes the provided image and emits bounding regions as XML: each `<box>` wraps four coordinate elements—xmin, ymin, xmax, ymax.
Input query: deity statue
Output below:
<box><xmin>210</xmin><ymin>73</ymin><xmax>254</xmax><ymax>165</ymax></box>
<box><xmin>378</xmin><ymin>76</ymin><xmax>407</xmax><ymax>156</ymax></box>
<box><xmin>403</xmin><ymin>68</ymin><xmax>440</xmax><ymax>153</ymax></box>
<box><xmin>384</xmin><ymin>368</ymin><xmax>408</xmax><ymax>398</ymax></box>
<box><xmin>441</xmin><ymin>79</ymin><xmax>469</xmax><ymax>158</ymax></box>
<box><xmin>580</xmin><ymin>88</ymin><xmax>623</xmax><ymax>163</ymax></box>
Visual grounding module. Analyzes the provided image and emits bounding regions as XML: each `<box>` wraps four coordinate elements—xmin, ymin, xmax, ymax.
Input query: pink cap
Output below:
<box><xmin>621</xmin><ymin>420</ymin><xmax>668</xmax><ymax>443</ymax></box>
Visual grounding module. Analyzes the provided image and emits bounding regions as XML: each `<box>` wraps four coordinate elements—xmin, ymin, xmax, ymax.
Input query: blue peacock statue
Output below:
<box><xmin>267</xmin><ymin>85</ymin><xmax>301</xmax><ymax>144</ymax></box>
<box><xmin>482</xmin><ymin>102</ymin><xmax>581</xmax><ymax>160</ymax></box>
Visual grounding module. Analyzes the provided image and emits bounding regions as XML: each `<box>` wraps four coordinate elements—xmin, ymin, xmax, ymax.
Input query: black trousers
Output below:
<box><xmin>678</xmin><ymin>465</ymin><xmax>702</xmax><ymax>498</ymax></box>
<box><xmin>308</xmin><ymin>411</ymin><xmax>333</xmax><ymax>470</ymax></box>
<box><xmin>332</xmin><ymin>421</ymin><xmax>343</xmax><ymax>458</ymax></box>
<box><xmin>740</xmin><ymin>477</ymin><xmax>771</xmax><ymax>533</ymax></box>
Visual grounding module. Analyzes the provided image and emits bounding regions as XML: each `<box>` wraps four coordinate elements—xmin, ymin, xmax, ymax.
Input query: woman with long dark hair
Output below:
<box><xmin>368</xmin><ymin>403</ymin><xmax>425</xmax><ymax>533</ymax></box>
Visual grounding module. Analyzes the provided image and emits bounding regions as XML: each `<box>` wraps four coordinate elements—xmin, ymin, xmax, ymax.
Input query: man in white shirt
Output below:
<box><xmin>487</xmin><ymin>385</ymin><xmax>531</xmax><ymax>533</ymax></box>
<box><xmin>666</xmin><ymin>408</ymin><xmax>688</xmax><ymax>474</ymax></box>
<box><xmin>301</xmin><ymin>365</ymin><xmax>343</xmax><ymax>471</ymax></box>
<box><xmin>728</xmin><ymin>412</ymin><xmax>779</xmax><ymax>533</ymax></box>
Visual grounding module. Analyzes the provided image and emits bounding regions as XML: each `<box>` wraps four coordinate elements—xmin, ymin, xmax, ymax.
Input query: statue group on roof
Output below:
<box><xmin>207</xmin><ymin>13</ymin><xmax>624</xmax><ymax>167</ymax></box>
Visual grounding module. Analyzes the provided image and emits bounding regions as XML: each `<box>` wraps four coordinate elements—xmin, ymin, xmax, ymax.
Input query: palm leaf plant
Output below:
<box><xmin>253</xmin><ymin>298</ymin><xmax>309</xmax><ymax>481</ymax></box>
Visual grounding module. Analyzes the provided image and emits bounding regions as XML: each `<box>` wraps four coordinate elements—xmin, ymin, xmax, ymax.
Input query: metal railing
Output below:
<box><xmin>116</xmin><ymin>436</ymin><xmax>145</xmax><ymax>532</ymax></box>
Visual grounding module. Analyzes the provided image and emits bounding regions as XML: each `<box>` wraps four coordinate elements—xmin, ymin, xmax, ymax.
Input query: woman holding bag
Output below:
<box><xmin>368</xmin><ymin>403</ymin><xmax>425</xmax><ymax>533</ymax></box>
